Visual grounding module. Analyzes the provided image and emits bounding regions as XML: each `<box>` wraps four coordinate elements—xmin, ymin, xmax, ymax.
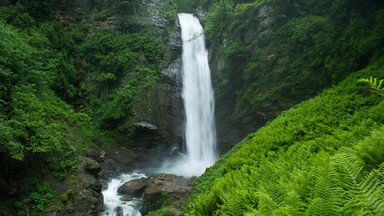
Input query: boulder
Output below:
<box><xmin>85</xmin><ymin>159</ymin><xmax>101</xmax><ymax>177</ymax></box>
<box><xmin>117</xmin><ymin>178</ymin><xmax>148</xmax><ymax>197</ymax></box>
<box><xmin>120</xmin><ymin>195</ymin><xmax>133</xmax><ymax>201</ymax></box>
<box><xmin>115</xmin><ymin>206</ymin><xmax>123</xmax><ymax>216</ymax></box>
<box><xmin>86</xmin><ymin>147</ymin><xmax>103</xmax><ymax>163</ymax></box>
<box><xmin>133</xmin><ymin>122</ymin><xmax>158</xmax><ymax>131</ymax></box>
<box><xmin>141</xmin><ymin>174</ymin><xmax>194</xmax><ymax>214</ymax></box>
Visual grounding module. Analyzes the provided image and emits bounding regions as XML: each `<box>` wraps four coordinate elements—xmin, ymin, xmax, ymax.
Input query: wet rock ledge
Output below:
<box><xmin>117</xmin><ymin>174</ymin><xmax>195</xmax><ymax>215</ymax></box>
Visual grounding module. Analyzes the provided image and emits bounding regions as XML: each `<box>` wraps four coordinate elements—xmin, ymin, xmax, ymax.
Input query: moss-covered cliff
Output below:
<box><xmin>192</xmin><ymin>0</ymin><xmax>384</xmax><ymax>152</ymax></box>
<box><xmin>0</xmin><ymin>0</ymin><xmax>181</xmax><ymax>214</ymax></box>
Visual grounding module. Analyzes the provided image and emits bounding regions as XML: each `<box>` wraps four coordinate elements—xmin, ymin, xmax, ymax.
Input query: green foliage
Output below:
<box><xmin>0</xmin><ymin>5</ymin><xmax>96</xmax><ymax>214</ymax></box>
<box><xmin>183</xmin><ymin>65</ymin><xmax>384</xmax><ymax>215</ymax></box>
<box><xmin>204</xmin><ymin>0</ymin><xmax>384</xmax><ymax>122</ymax></box>
<box><xmin>79</xmin><ymin>28</ymin><xmax>163</xmax><ymax>131</ymax></box>
<box><xmin>147</xmin><ymin>205</ymin><xmax>179</xmax><ymax>216</ymax></box>
<box><xmin>359</xmin><ymin>76</ymin><xmax>384</xmax><ymax>96</ymax></box>
<box><xmin>67</xmin><ymin>204</ymin><xmax>73</xmax><ymax>213</ymax></box>
<box><xmin>174</xmin><ymin>0</ymin><xmax>202</xmax><ymax>13</ymax></box>
<box><xmin>0</xmin><ymin>21</ymin><xmax>73</xmax><ymax>160</ymax></box>
<box><xmin>27</xmin><ymin>182</ymin><xmax>53</xmax><ymax>212</ymax></box>
<box><xmin>59</xmin><ymin>194</ymin><xmax>68</xmax><ymax>203</ymax></box>
<box><xmin>332</xmin><ymin>154</ymin><xmax>384</xmax><ymax>215</ymax></box>
<box><xmin>47</xmin><ymin>150</ymin><xmax>78</xmax><ymax>180</ymax></box>
<box><xmin>0</xmin><ymin>3</ymin><xmax>35</xmax><ymax>29</ymax></box>
<box><xmin>0</xmin><ymin>0</ymin><xmax>177</xmax><ymax>214</ymax></box>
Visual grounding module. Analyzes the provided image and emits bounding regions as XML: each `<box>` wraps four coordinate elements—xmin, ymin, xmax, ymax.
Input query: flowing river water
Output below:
<box><xmin>101</xmin><ymin>172</ymin><xmax>146</xmax><ymax>216</ymax></box>
<box><xmin>101</xmin><ymin>13</ymin><xmax>217</xmax><ymax>215</ymax></box>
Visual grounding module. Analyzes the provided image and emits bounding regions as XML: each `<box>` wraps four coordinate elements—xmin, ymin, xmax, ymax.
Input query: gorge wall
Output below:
<box><xmin>62</xmin><ymin>0</ymin><xmax>186</xmax><ymax>174</ymax></box>
<box><xmin>0</xmin><ymin>0</ymin><xmax>186</xmax><ymax>215</ymax></box>
<box><xmin>194</xmin><ymin>0</ymin><xmax>384</xmax><ymax>153</ymax></box>
<box><xmin>196</xmin><ymin>4</ymin><xmax>279</xmax><ymax>153</ymax></box>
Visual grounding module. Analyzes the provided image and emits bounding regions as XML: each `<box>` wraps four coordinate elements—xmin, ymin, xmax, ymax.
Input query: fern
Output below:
<box><xmin>255</xmin><ymin>191</ymin><xmax>279</xmax><ymax>215</ymax></box>
<box><xmin>279</xmin><ymin>191</ymin><xmax>305</xmax><ymax>215</ymax></box>
<box><xmin>224</xmin><ymin>197</ymin><xmax>247</xmax><ymax>216</ymax></box>
<box><xmin>305</xmin><ymin>155</ymin><xmax>342</xmax><ymax>216</ymax></box>
<box><xmin>359</xmin><ymin>76</ymin><xmax>384</xmax><ymax>96</ymax></box>
<box><xmin>332</xmin><ymin>153</ymin><xmax>384</xmax><ymax>216</ymax></box>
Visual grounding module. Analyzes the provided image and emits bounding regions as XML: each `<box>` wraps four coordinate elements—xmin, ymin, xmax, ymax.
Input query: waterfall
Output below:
<box><xmin>180</xmin><ymin>13</ymin><xmax>217</xmax><ymax>173</ymax></box>
<box><xmin>100</xmin><ymin>13</ymin><xmax>217</xmax><ymax>216</ymax></box>
<box><xmin>160</xmin><ymin>13</ymin><xmax>217</xmax><ymax>177</ymax></box>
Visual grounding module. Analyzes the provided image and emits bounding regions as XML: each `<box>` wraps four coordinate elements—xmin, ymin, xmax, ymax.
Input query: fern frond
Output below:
<box><xmin>224</xmin><ymin>196</ymin><xmax>246</xmax><ymax>216</ymax></box>
<box><xmin>281</xmin><ymin>191</ymin><xmax>305</xmax><ymax>215</ymax></box>
<box><xmin>305</xmin><ymin>156</ymin><xmax>342</xmax><ymax>215</ymax></box>
<box><xmin>332</xmin><ymin>153</ymin><xmax>384</xmax><ymax>216</ymax></box>
<box><xmin>332</xmin><ymin>153</ymin><xmax>363</xmax><ymax>188</ymax></box>
<box><xmin>305</xmin><ymin>198</ymin><xmax>328</xmax><ymax>216</ymax></box>
<box><xmin>378</xmin><ymin>79</ymin><xmax>384</xmax><ymax>90</ymax></box>
<box><xmin>254</xmin><ymin>191</ymin><xmax>278</xmax><ymax>215</ymax></box>
<box><xmin>359</xmin><ymin>76</ymin><xmax>384</xmax><ymax>96</ymax></box>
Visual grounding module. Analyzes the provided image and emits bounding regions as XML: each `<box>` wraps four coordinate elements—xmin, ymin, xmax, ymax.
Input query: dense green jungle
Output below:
<box><xmin>0</xmin><ymin>0</ymin><xmax>384</xmax><ymax>215</ymax></box>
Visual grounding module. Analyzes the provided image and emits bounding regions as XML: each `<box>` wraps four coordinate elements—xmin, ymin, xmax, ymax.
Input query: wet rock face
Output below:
<box><xmin>68</xmin><ymin>0</ymin><xmax>183</xmax><ymax>150</ymax></box>
<box><xmin>99</xmin><ymin>146</ymin><xmax>154</xmax><ymax>179</ymax></box>
<box><xmin>141</xmin><ymin>174</ymin><xmax>194</xmax><ymax>214</ymax></box>
<box><xmin>203</xmin><ymin>5</ymin><xmax>277</xmax><ymax>154</ymax></box>
<box><xmin>127</xmin><ymin>0</ymin><xmax>184</xmax><ymax>149</ymax></box>
<box><xmin>46</xmin><ymin>155</ymin><xmax>104</xmax><ymax>216</ymax></box>
<box><xmin>152</xmin><ymin>57</ymin><xmax>184</xmax><ymax>147</ymax></box>
<box><xmin>115</xmin><ymin>206</ymin><xmax>124</xmax><ymax>216</ymax></box>
<box><xmin>85</xmin><ymin>159</ymin><xmax>102</xmax><ymax>177</ymax></box>
<box><xmin>118</xmin><ymin>178</ymin><xmax>148</xmax><ymax>196</ymax></box>
<box><xmin>135</xmin><ymin>0</ymin><xmax>175</xmax><ymax>28</ymax></box>
<box><xmin>131</xmin><ymin>122</ymin><xmax>162</xmax><ymax>148</ymax></box>
<box><xmin>117</xmin><ymin>174</ymin><xmax>194</xmax><ymax>215</ymax></box>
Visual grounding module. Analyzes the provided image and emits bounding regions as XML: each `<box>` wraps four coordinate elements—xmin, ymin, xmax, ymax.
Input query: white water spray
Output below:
<box><xmin>101</xmin><ymin>172</ymin><xmax>146</xmax><ymax>216</ymax></box>
<box><xmin>160</xmin><ymin>13</ymin><xmax>217</xmax><ymax>177</ymax></box>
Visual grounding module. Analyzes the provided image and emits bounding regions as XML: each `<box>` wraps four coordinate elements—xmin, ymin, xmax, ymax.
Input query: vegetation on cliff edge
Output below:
<box><xmin>183</xmin><ymin>62</ymin><xmax>384</xmax><ymax>215</ymax></box>
<box><xmin>202</xmin><ymin>0</ymin><xmax>384</xmax><ymax>127</ymax></box>
<box><xmin>0</xmin><ymin>0</ymin><xmax>177</xmax><ymax>214</ymax></box>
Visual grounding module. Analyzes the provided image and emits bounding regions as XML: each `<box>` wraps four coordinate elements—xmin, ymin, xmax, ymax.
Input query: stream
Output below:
<box><xmin>101</xmin><ymin>172</ymin><xmax>146</xmax><ymax>216</ymax></box>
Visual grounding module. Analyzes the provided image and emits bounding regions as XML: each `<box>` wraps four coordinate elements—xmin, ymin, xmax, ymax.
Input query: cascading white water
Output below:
<box><xmin>160</xmin><ymin>13</ymin><xmax>217</xmax><ymax>177</ymax></box>
<box><xmin>180</xmin><ymin>13</ymin><xmax>217</xmax><ymax>173</ymax></box>
<box><xmin>101</xmin><ymin>172</ymin><xmax>146</xmax><ymax>216</ymax></box>
<box><xmin>100</xmin><ymin>14</ymin><xmax>217</xmax><ymax>215</ymax></box>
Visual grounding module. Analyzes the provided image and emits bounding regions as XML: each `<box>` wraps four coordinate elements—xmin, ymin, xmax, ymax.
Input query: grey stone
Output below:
<box><xmin>120</xmin><ymin>195</ymin><xmax>133</xmax><ymax>201</ymax></box>
<box><xmin>115</xmin><ymin>206</ymin><xmax>123</xmax><ymax>216</ymax></box>
<box><xmin>141</xmin><ymin>174</ymin><xmax>194</xmax><ymax>214</ymax></box>
<box><xmin>85</xmin><ymin>159</ymin><xmax>101</xmax><ymax>177</ymax></box>
<box><xmin>133</xmin><ymin>122</ymin><xmax>158</xmax><ymax>131</ymax></box>
<box><xmin>118</xmin><ymin>178</ymin><xmax>148</xmax><ymax>197</ymax></box>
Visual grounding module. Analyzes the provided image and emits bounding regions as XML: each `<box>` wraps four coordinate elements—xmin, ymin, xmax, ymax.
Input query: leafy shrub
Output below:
<box><xmin>27</xmin><ymin>182</ymin><xmax>53</xmax><ymax>212</ymax></box>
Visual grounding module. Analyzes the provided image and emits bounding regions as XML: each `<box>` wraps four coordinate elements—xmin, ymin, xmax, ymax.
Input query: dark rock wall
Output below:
<box><xmin>196</xmin><ymin>6</ymin><xmax>277</xmax><ymax>154</ymax></box>
<box><xmin>130</xmin><ymin>0</ymin><xmax>184</xmax><ymax>149</ymax></box>
<box><xmin>92</xmin><ymin>0</ymin><xmax>184</xmax><ymax>177</ymax></box>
